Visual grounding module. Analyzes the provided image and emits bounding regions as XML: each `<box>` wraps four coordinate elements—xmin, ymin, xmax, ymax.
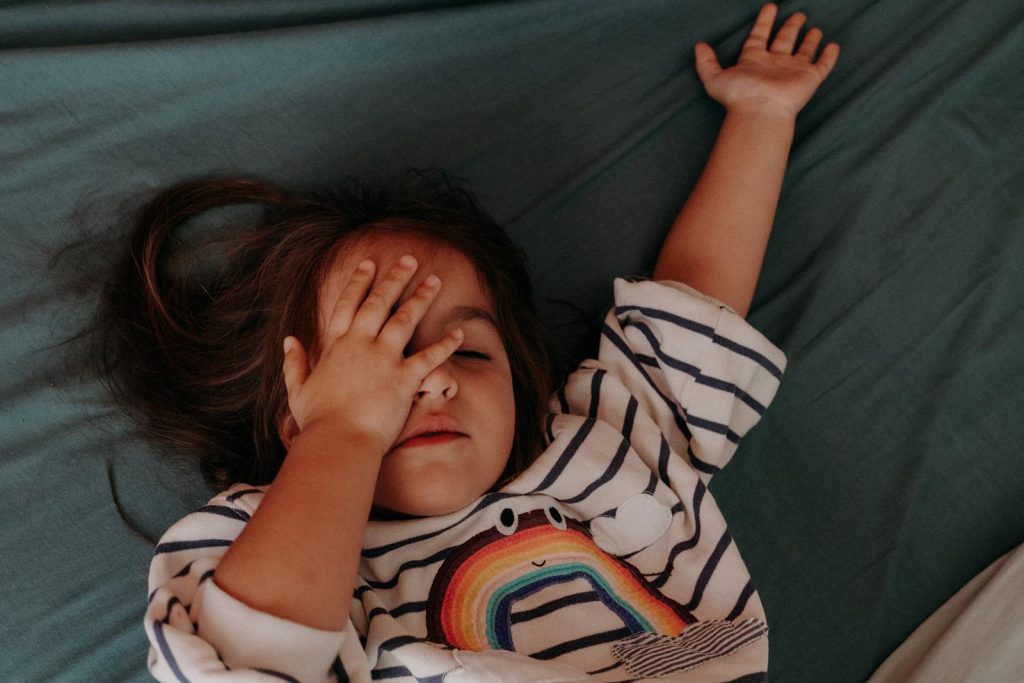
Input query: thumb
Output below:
<box><xmin>694</xmin><ymin>42</ymin><xmax>723</xmax><ymax>86</ymax></box>
<box><xmin>281</xmin><ymin>336</ymin><xmax>309</xmax><ymax>398</ymax></box>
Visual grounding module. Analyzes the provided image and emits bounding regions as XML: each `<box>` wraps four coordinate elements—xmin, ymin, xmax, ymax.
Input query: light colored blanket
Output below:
<box><xmin>868</xmin><ymin>543</ymin><xmax>1024</xmax><ymax>682</ymax></box>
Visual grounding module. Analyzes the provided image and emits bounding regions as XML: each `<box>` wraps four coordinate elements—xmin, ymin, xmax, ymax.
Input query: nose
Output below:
<box><xmin>415</xmin><ymin>363</ymin><xmax>458</xmax><ymax>401</ymax></box>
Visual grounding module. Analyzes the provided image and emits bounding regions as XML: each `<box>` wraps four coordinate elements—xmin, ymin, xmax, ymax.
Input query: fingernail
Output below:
<box><xmin>283</xmin><ymin>337</ymin><xmax>293</xmax><ymax>353</ymax></box>
<box><xmin>356</xmin><ymin>259</ymin><xmax>373</xmax><ymax>271</ymax></box>
<box><xmin>425</xmin><ymin>274</ymin><xmax>440</xmax><ymax>286</ymax></box>
<box><xmin>399</xmin><ymin>255</ymin><xmax>416</xmax><ymax>268</ymax></box>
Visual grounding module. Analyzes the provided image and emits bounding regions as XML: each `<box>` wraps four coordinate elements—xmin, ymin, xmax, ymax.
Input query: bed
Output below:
<box><xmin>2</xmin><ymin>0</ymin><xmax>1022</xmax><ymax>680</ymax></box>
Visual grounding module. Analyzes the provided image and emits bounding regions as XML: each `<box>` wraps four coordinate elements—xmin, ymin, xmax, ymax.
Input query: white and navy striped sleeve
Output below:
<box><xmin>595</xmin><ymin>276</ymin><xmax>786</xmax><ymax>482</ymax></box>
<box><xmin>144</xmin><ymin>483</ymin><xmax>368</xmax><ymax>682</ymax></box>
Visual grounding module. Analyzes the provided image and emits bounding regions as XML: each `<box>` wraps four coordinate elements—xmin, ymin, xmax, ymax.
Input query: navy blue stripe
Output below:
<box><xmin>155</xmin><ymin>539</ymin><xmax>233</xmax><ymax>554</ymax></box>
<box><xmin>690</xmin><ymin>453</ymin><xmax>721</xmax><ymax>476</ymax></box>
<box><xmin>556</xmin><ymin>385</ymin><xmax>569</xmax><ymax>414</ymax></box>
<box><xmin>390</xmin><ymin>600</ymin><xmax>427</xmax><ymax>617</ymax></box>
<box><xmin>370</xmin><ymin>665</ymin><xmax>411</xmax><ymax>679</ymax></box>
<box><xmin>331</xmin><ymin>656</ymin><xmax>348</xmax><ymax>683</ymax></box>
<box><xmin>173</xmin><ymin>562</ymin><xmax>195</xmax><ymax>578</ymax></box>
<box><xmin>651</xmin><ymin>483</ymin><xmax>706</xmax><ymax>588</ymax></box>
<box><xmin>625</xmin><ymin>321</ymin><xmax>703</xmax><ymax>377</ymax></box>
<box><xmin>686</xmin><ymin>413</ymin><xmax>729</xmax><ymax>436</ymax></box>
<box><xmin>530</xmin><ymin>627</ymin><xmax>633</xmax><ymax>660</ymax></box>
<box><xmin>226</xmin><ymin>487</ymin><xmax>264</xmax><ymax>502</ymax></box>
<box><xmin>616</xmin><ymin>304</ymin><xmax>782</xmax><ymax>379</ymax></box>
<box><xmin>364</xmin><ymin>547</ymin><xmax>451</xmax><ymax>590</ymax></box>
<box><xmin>378</xmin><ymin>634</ymin><xmax>422</xmax><ymax>652</ymax></box>
<box><xmin>726</xmin><ymin>581</ymin><xmax>756</xmax><ymax>621</ymax></box>
<box><xmin>587</xmin><ymin>368</ymin><xmax>603</xmax><ymax>419</ymax></box>
<box><xmin>643</xmin><ymin>469</ymin><xmax>659</xmax><ymax>495</ymax></box>
<box><xmin>715</xmin><ymin>333</ymin><xmax>783</xmax><ymax>380</ymax></box>
<box><xmin>636</xmin><ymin>352</ymin><xmax>659</xmax><ymax>366</ymax></box>
<box><xmin>621</xmin><ymin>394</ymin><xmax>638</xmax><ymax>440</ymax></box>
<box><xmin>528</xmin><ymin>417</ymin><xmax>597</xmax><ymax>494</ymax></box>
<box><xmin>696</xmin><ymin>373</ymin><xmax>767</xmax><ymax>415</ymax></box>
<box><xmin>196</xmin><ymin>504</ymin><xmax>251</xmax><ymax>523</ymax></box>
<box><xmin>675</xmin><ymin>530</ymin><xmax>732</xmax><ymax>610</ymax></box>
<box><xmin>151</xmin><ymin>620</ymin><xmax>191</xmax><ymax>683</ymax></box>
<box><xmin>161</xmin><ymin>597</ymin><xmax>183</xmax><ymax>625</ymax></box>
<box><xmin>616</xmin><ymin>304</ymin><xmax>715</xmax><ymax>337</ymax></box>
<box><xmin>657</xmin><ymin>435</ymin><xmax>671</xmax><ymax>486</ymax></box>
<box><xmin>510</xmin><ymin>590</ymin><xmax>601</xmax><ymax>624</ymax></box>
<box><xmin>371</xmin><ymin>666</ymin><xmax>443</xmax><ymax>681</ymax></box>
<box><xmin>587</xmin><ymin>659</ymin><xmax>628</xmax><ymax>675</ymax></box>
<box><xmin>563</xmin><ymin>433</ymin><xmax>630</xmax><ymax>504</ymax></box>
<box><xmin>255</xmin><ymin>668</ymin><xmax>299</xmax><ymax>682</ymax></box>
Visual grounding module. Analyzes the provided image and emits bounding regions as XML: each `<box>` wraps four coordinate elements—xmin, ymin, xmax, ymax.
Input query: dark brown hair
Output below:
<box><xmin>87</xmin><ymin>169</ymin><xmax>562</xmax><ymax>502</ymax></box>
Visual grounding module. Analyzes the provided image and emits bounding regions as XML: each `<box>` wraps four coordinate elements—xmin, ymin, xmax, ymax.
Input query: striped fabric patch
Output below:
<box><xmin>611</xmin><ymin>618</ymin><xmax>768</xmax><ymax>677</ymax></box>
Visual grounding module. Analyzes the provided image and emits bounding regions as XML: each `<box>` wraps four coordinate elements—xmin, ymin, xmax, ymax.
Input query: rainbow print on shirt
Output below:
<box><xmin>425</xmin><ymin>504</ymin><xmax>694</xmax><ymax>652</ymax></box>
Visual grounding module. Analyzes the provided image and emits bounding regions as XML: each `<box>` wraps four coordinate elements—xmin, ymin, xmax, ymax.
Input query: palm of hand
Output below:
<box><xmin>696</xmin><ymin>3</ymin><xmax>840</xmax><ymax>118</ymax></box>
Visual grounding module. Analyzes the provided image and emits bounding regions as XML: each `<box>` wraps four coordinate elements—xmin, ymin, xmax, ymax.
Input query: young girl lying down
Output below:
<box><xmin>110</xmin><ymin>4</ymin><xmax>838</xmax><ymax>680</ymax></box>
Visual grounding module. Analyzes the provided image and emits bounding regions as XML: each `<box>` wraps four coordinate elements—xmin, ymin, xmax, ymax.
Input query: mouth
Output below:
<box><xmin>396</xmin><ymin>432</ymin><xmax>467</xmax><ymax>449</ymax></box>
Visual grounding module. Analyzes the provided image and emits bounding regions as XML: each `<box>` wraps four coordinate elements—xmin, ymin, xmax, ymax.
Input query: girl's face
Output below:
<box><xmin>314</xmin><ymin>233</ymin><xmax>516</xmax><ymax>518</ymax></box>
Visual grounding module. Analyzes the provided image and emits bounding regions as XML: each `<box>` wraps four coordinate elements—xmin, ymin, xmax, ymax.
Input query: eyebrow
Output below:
<box><xmin>440</xmin><ymin>305</ymin><xmax>500</xmax><ymax>332</ymax></box>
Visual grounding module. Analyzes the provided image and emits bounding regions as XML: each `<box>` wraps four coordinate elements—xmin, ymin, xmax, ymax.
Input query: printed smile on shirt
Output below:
<box><xmin>315</xmin><ymin>233</ymin><xmax>517</xmax><ymax>519</ymax></box>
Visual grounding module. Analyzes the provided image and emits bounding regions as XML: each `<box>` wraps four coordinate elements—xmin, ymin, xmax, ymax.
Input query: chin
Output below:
<box><xmin>373</xmin><ymin>477</ymin><xmax>488</xmax><ymax>520</ymax></box>
<box><xmin>389</xmin><ymin>492</ymin><xmax>474</xmax><ymax>518</ymax></box>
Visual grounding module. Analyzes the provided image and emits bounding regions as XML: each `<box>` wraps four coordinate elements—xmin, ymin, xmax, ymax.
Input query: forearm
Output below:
<box><xmin>653</xmin><ymin>107</ymin><xmax>795</xmax><ymax>317</ymax></box>
<box><xmin>214</xmin><ymin>422</ymin><xmax>384</xmax><ymax>631</ymax></box>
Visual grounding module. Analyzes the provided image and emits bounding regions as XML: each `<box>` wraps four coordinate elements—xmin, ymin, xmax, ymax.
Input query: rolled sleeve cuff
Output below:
<box><xmin>195</xmin><ymin>577</ymin><xmax>347</xmax><ymax>681</ymax></box>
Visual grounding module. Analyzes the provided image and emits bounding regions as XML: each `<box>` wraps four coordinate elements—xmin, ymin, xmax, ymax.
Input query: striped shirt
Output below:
<box><xmin>145</xmin><ymin>277</ymin><xmax>786</xmax><ymax>682</ymax></box>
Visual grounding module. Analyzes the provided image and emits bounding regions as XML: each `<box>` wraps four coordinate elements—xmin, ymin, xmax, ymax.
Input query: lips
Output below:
<box><xmin>395</xmin><ymin>414</ymin><xmax>467</xmax><ymax>448</ymax></box>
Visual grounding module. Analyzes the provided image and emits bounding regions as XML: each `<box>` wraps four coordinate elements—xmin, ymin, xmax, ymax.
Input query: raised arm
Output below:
<box><xmin>653</xmin><ymin>3</ymin><xmax>839</xmax><ymax>317</ymax></box>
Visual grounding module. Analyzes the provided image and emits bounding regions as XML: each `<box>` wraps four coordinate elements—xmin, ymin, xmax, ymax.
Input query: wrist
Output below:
<box><xmin>292</xmin><ymin>419</ymin><xmax>391</xmax><ymax>463</ymax></box>
<box><xmin>724</xmin><ymin>98</ymin><xmax>799</xmax><ymax>125</ymax></box>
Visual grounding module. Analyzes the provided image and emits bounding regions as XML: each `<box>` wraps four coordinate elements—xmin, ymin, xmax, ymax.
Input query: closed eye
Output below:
<box><xmin>454</xmin><ymin>351</ymin><xmax>491</xmax><ymax>361</ymax></box>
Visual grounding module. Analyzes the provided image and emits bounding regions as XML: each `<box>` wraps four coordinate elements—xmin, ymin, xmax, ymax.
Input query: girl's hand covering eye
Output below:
<box><xmin>280</xmin><ymin>256</ymin><xmax>464</xmax><ymax>454</ymax></box>
<box><xmin>694</xmin><ymin>2</ymin><xmax>840</xmax><ymax>119</ymax></box>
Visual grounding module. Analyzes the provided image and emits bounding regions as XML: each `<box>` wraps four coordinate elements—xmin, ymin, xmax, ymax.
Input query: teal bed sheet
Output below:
<box><xmin>2</xmin><ymin>1</ymin><xmax>1023</xmax><ymax>681</ymax></box>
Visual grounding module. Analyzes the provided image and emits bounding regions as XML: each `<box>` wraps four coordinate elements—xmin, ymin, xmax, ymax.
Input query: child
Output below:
<box><xmin>130</xmin><ymin>4</ymin><xmax>838</xmax><ymax>680</ymax></box>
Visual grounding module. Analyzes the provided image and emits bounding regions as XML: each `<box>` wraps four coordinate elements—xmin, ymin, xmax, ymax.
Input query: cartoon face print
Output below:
<box><xmin>425</xmin><ymin>501</ymin><xmax>695</xmax><ymax>653</ymax></box>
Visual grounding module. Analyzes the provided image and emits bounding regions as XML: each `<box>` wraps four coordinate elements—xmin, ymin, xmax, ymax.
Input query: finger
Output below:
<box><xmin>406</xmin><ymin>328</ymin><xmax>464</xmax><ymax>378</ymax></box>
<box><xmin>325</xmin><ymin>258</ymin><xmax>376</xmax><ymax>343</ymax></box>
<box><xmin>795</xmin><ymin>26</ymin><xmax>823</xmax><ymax>61</ymax></box>
<box><xmin>378</xmin><ymin>273</ymin><xmax>442</xmax><ymax>350</ymax></box>
<box><xmin>770</xmin><ymin>11</ymin><xmax>807</xmax><ymax>54</ymax></box>
<box><xmin>815</xmin><ymin>42</ymin><xmax>841</xmax><ymax>78</ymax></box>
<box><xmin>350</xmin><ymin>254</ymin><xmax>419</xmax><ymax>336</ymax></box>
<box><xmin>693</xmin><ymin>42</ymin><xmax>723</xmax><ymax>85</ymax></box>
<box><xmin>281</xmin><ymin>336</ymin><xmax>309</xmax><ymax>398</ymax></box>
<box><xmin>742</xmin><ymin>3</ymin><xmax>778</xmax><ymax>53</ymax></box>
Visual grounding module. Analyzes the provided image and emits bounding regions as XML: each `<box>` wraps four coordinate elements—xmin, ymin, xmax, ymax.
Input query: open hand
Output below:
<box><xmin>695</xmin><ymin>3</ymin><xmax>839</xmax><ymax>119</ymax></box>
<box><xmin>281</xmin><ymin>256</ymin><xmax>465</xmax><ymax>453</ymax></box>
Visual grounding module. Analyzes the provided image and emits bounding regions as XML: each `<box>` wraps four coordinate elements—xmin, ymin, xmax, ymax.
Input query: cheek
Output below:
<box><xmin>465</xmin><ymin>367</ymin><xmax>516</xmax><ymax>437</ymax></box>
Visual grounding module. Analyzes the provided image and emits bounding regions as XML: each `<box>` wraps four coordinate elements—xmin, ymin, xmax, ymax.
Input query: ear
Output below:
<box><xmin>277</xmin><ymin>410</ymin><xmax>300</xmax><ymax>450</ymax></box>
